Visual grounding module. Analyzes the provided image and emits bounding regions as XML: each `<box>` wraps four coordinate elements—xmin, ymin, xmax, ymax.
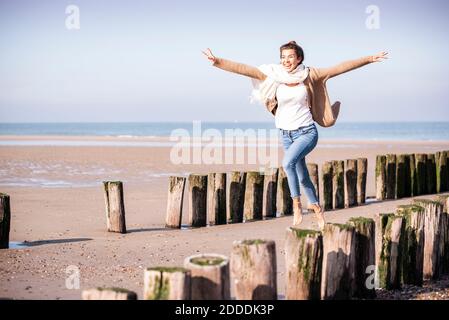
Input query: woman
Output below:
<box><xmin>202</xmin><ymin>41</ymin><xmax>388</xmax><ymax>229</ymax></box>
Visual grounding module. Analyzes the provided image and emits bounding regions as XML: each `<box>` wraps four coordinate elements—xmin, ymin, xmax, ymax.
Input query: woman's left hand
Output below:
<box><xmin>372</xmin><ymin>51</ymin><xmax>389</xmax><ymax>62</ymax></box>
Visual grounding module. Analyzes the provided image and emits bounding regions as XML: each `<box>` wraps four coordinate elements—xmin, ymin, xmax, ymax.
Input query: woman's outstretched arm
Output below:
<box><xmin>202</xmin><ymin>48</ymin><xmax>267</xmax><ymax>81</ymax></box>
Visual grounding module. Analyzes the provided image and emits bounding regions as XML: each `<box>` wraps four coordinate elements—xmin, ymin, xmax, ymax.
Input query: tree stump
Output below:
<box><xmin>375</xmin><ymin>213</ymin><xmax>404</xmax><ymax>290</ymax></box>
<box><xmin>262</xmin><ymin>167</ymin><xmax>278</xmax><ymax>218</ymax></box>
<box><xmin>0</xmin><ymin>193</ymin><xmax>11</xmax><ymax>249</ymax></box>
<box><xmin>409</xmin><ymin>154</ymin><xmax>417</xmax><ymax>196</ymax></box>
<box><xmin>165</xmin><ymin>176</ymin><xmax>186</xmax><ymax>228</ymax></box>
<box><xmin>426</xmin><ymin>154</ymin><xmax>437</xmax><ymax>195</ymax></box>
<box><xmin>184</xmin><ymin>253</ymin><xmax>230</xmax><ymax>300</ymax></box>
<box><xmin>228</xmin><ymin>171</ymin><xmax>246</xmax><ymax>223</ymax></box>
<box><xmin>357</xmin><ymin>158</ymin><xmax>368</xmax><ymax>205</ymax></box>
<box><xmin>321</xmin><ymin>223</ymin><xmax>356</xmax><ymax>300</ymax></box>
<box><xmin>396</xmin><ymin>155</ymin><xmax>407</xmax><ymax>199</ymax></box>
<box><xmin>277</xmin><ymin>167</ymin><xmax>292</xmax><ymax>216</ymax></box>
<box><xmin>386</xmin><ymin>154</ymin><xmax>397</xmax><ymax>199</ymax></box>
<box><xmin>82</xmin><ymin>287</ymin><xmax>137</xmax><ymax>300</ymax></box>
<box><xmin>143</xmin><ymin>267</ymin><xmax>191</xmax><ymax>300</ymax></box>
<box><xmin>207</xmin><ymin>173</ymin><xmax>227</xmax><ymax>226</ymax></box>
<box><xmin>415</xmin><ymin>154</ymin><xmax>427</xmax><ymax>195</ymax></box>
<box><xmin>231</xmin><ymin>239</ymin><xmax>277</xmax><ymax>300</ymax></box>
<box><xmin>436</xmin><ymin>151</ymin><xmax>449</xmax><ymax>193</ymax></box>
<box><xmin>332</xmin><ymin>161</ymin><xmax>344</xmax><ymax>210</ymax></box>
<box><xmin>103</xmin><ymin>181</ymin><xmax>126</xmax><ymax>234</ymax></box>
<box><xmin>188</xmin><ymin>174</ymin><xmax>207</xmax><ymax>228</ymax></box>
<box><xmin>307</xmin><ymin>163</ymin><xmax>320</xmax><ymax>205</ymax></box>
<box><xmin>344</xmin><ymin>159</ymin><xmax>358</xmax><ymax>208</ymax></box>
<box><xmin>396</xmin><ymin>204</ymin><xmax>425</xmax><ymax>286</ymax></box>
<box><xmin>285</xmin><ymin>227</ymin><xmax>323</xmax><ymax>300</ymax></box>
<box><xmin>376</xmin><ymin>155</ymin><xmax>387</xmax><ymax>200</ymax></box>
<box><xmin>321</xmin><ymin>161</ymin><xmax>333</xmax><ymax>211</ymax></box>
<box><xmin>348</xmin><ymin>217</ymin><xmax>376</xmax><ymax>298</ymax></box>
<box><xmin>243</xmin><ymin>171</ymin><xmax>264</xmax><ymax>221</ymax></box>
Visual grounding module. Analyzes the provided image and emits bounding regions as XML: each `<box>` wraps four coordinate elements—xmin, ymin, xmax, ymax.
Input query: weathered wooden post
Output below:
<box><xmin>184</xmin><ymin>253</ymin><xmax>230</xmax><ymax>300</ymax></box>
<box><xmin>321</xmin><ymin>161</ymin><xmax>333</xmax><ymax>211</ymax></box>
<box><xmin>436</xmin><ymin>151</ymin><xmax>449</xmax><ymax>193</ymax></box>
<box><xmin>321</xmin><ymin>223</ymin><xmax>356</xmax><ymax>300</ymax></box>
<box><xmin>413</xmin><ymin>199</ymin><xmax>444</xmax><ymax>280</ymax></box>
<box><xmin>277</xmin><ymin>167</ymin><xmax>292</xmax><ymax>216</ymax></box>
<box><xmin>82</xmin><ymin>288</ymin><xmax>137</xmax><ymax>300</ymax></box>
<box><xmin>386</xmin><ymin>154</ymin><xmax>397</xmax><ymax>199</ymax></box>
<box><xmin>262</xmin><ymin>167</ymin><xmax>278</xmax><ymax>219</ymax></box>
<box><xmin>332</xmin><ymin>161</ymin><xmax>344</xmax><ymax>210</ymax></box>
<box><xmin>243</xmin><ymin>171</ymin><xmax>264</xmax><ymax>221</ymax></box>
<box><xmin>165</xmin><ymin>176</ymin><xmax>186</xmax><ymax>228</ymax></box>
<box><xmin>396</xmin><ymin>204</ymin><xmax>425</xmax><ymax>286</ymax></box>
<box><xmin>207</xmin><ymin>173</ymin><xmax>227</xmax><ymax>226</ymax></box>
<box><xmin>231</xmin><ymin>239</ymin><xmax>277</xmax><ymax>300</ymax></box>
<box><xmin>348</xmin><ymin>217</ymin><xmax>376</xmax><ymax>298</ymax></box>
<box><xmin>285</xmin><ymin>227</ymin><xmax>323</xmax><ymax>300</ymax></box>
<box><xmin>435</xmin><ymin>194</ymin><xmax>449</xmax><ymax>275</ymax></box>
<box><xmin>103</xmin><ymin>181</ymin><xmax>126</xmax><ymax>233</ymax></box>
<box><xmin>345</xmin><ymin>159</ymin><xmax>358</xmax><ymax>208</ymax></box>
<box><xmin>228</xmin><ymin>171</ymin><xmax>246</xmax><ymax>223</ymax></box>
<box><xmin>357</xmin><ymin>158</ymin><xmax>368</xmax><ymax>205</ymax></box>
<box><xmin>307</xmin><ymin>163</ymin><xmax>320</xmax><ymax>205</ymax></box>
<box><xmin>396</xmin><ymin>154</ymin><xmax>407</xmax><ymax>199</ymax></box>
<box><xmin>188</xmin><ymin>174</ymin><xmax>208</xmax><ymax>228</ymax></box>
<box><xmin>143</xmin><ymin>267</ymin><xmax>191</xmax><ymax>300</ymax></box>
<box><xmin>0</xmin><ymin>193</ymin><xmax>11</xmax><ymax>249</ymax></box>
<box><xmin>376</xmin><ymin>155</ymin><xmax>387</xmax><ymax>200</ymax></box>
<box><xmin>415</xmin><ymin>154</ymin><xmax>427</xmax><ymax>195</ymax></box>
<box><xmin>409</xmin><ymin>154</ymin><xmax>417</xmax><ymax>196</ymax></box>
<box><xmin>426</xmin><ymin>154</ymin><xmax>437</xmax><ymax>195</ymax></box>
<box><xmin>375</xmin><ymin>213</ymin><xmax>404</xmax><ymax>290</ymax></box>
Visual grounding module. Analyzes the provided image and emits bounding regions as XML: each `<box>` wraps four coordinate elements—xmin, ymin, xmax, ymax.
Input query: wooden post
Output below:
<box><xmin>348</xmin><ymin>217</ymin><xmax>376</xmax><ymax>298</ymax></box>
<box><xmin>386</xmin><ymin>154</ymin><xmax>396</xmax><ymax>199</ymax></box>
<box><xmin>143</xmin><ymin>267</ymin><xmax>191</xmax><ymax>300</ymax></box>
<box><xmin>344</xmin><ymin>159</ymin><xmax>357</xmax><ymax>208</ymax></box>
<box><xmin>228</xmin><ymin>171</ymin><xmax>246</xmax><ymax>223</ymax></box>
<box><xmin>263</xmin><ymin>167</ymin><xmax>278</xmax><ymax>219</ymax></box>
<box><xmin>332</xmin><ymin>161</ymin><xmax>344</xmax><ymax>210</ymax></box>
<box><xmin>413</xmin><ymin>199</ymin><xmax>444</xmax><ymax>280</ymax></box>
<box><xmin>188</xmin><ymin>174</ymin><xmax>207</xmax><ymax>228</ymax></box>
<box><xmin>435</xmin><ymin>194</ymin><xmax>449</xmax><ymax>275</ymax></box>
<box><xmin>103</xmin><ymin>181</ymin><xmax>126</xmax><ymax>234</ymax></box>
<box><xmin>231</xmin><ymin>239</ymin><xmax>277</xmax><ymax>300</ymax></box>
<box><xmin>376</xmin><ymin>155</ymin><xmax>387</xmax><ymax>200</ymax></box>
<box><xmin>165</xmin><ymin>176</ymin><xmax>186</xmax><ymax>228</ymax></box>
<box><xmin>415</xmin><ymin>154</ymin><xmax>427</xmax><ymax>195</ymax></box>
<box><xmin>426</xmin><ymin>154</ymin><xmax>437</xmax><ymax>195</ymax></box>
<box><xmin>184</xmin><ymin>253</ymin><xmax>230</xmax><ymax>300</ymax></box>
<box><xmin>276</xmin><ymin>167</ymin><xmax>292</xmax><ymax>216</ymax></box>
<box><xmin>396</xmin><ymin>204</ymin><xmax>425</xmax><ymax>286</ymax></box>
<box><xmin>307</xmin><ymin>163</ymin><xmax>320</xmax><ymax>205</ymax></box>
<box><xmin>409</xmin><ymin>154</ymin><xmax>417</xmax><ymax>196</ymax></box>
<box><xmin>0</xmin><ymin>193</ymin><xmax>11</xmax><ymax>249</ymax></box>
<box><xmin>357</xmin><ymin>158</ymin><xmax>368</xmax><ymax>205</ymax></box>
<box><xmin>321</xmin><ymin>161</ymin><xmax>333</xmax><ymax>211</ymax></box>
<box><xmin>82</xmin><ymin>288</ymin><xmax>137</xmax><ymax>300</ymax></box>
<box><xmin>436</xmin><ymin>151</ymin><xmax>449</xmax><ymax>193</ymax></box>
<box><xmin>285</xmin><ymin>227</ymin><xmax>323</xmax><ymax>300</ymax></box>
<box><xmin>396</xmin><ymin>155</ymin><xmax>407</xmax><ymax>199</ymax></box>
<box><xmin>375</xmin><ymin>213</ymin><xmax>404</xmax><ymax>290</ymax></box>
<box><xmin>243</xmin><ymin>171</ymin><xmax>264</xmax><ymax>221</ymax></box>
<box><xmin>207</xmin><ymin>173</ymin><xmax>227</xmax><ymax>226</ymax></box>
<box><xmin>321</xmin><ymin>223</ymin><xmax>356</xmax><ymax>300</ymax></box>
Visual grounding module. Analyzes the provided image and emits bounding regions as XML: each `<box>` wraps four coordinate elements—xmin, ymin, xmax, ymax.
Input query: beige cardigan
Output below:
<box><xmin>213</xmin><ymin>56</ymin><xmax>374</xmax><ymax>127</ymax></box>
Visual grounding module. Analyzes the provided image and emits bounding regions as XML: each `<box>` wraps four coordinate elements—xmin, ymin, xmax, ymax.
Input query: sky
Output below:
<box><xmin>1</xmin><ymin>0</ymin><xmax>449</xmax><ymax>122</ymax></box>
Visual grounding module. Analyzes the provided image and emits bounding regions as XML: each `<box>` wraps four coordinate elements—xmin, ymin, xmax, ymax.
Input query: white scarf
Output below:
<box><xmin>250</xmin><ymin>63</ymin><xmax>309</xmax><ymax>105</ymax></box>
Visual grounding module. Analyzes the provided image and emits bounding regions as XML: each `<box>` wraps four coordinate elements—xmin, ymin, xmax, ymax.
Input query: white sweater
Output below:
<box><xmin>274</xmin><ymin>83</ymin><xmax>314</xmax><ymax>130</ymax></box>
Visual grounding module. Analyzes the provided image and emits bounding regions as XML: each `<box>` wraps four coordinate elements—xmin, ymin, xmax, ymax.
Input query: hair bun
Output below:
<box><xmin>288</xmin><ymin>40</ymin><xmax>297</xmax><ymax>45</ymax></box>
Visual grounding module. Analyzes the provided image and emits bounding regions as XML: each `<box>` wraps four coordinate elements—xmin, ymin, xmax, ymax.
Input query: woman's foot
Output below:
<box><xmin>292</xmin><ymin>197</ymin><xmax>303</xmax><ymax>226</ymax></box>
<box><xmin>310</xmin><ymin>203</ymin><xmax>325</xmax><ymax>230</ymax></box>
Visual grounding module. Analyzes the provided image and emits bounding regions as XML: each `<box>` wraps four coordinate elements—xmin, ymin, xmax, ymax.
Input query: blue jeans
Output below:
<box><xmin>280</xmin><ymin>123</ymin><xmax>319</xmax><ymax>204</ymax></box>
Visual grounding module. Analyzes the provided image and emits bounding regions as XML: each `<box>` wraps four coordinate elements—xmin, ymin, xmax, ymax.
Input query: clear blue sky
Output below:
<box><xmin>1</xmin><ymin>0</ymin><xmax>448</xmax><ymax>122</ymax></box>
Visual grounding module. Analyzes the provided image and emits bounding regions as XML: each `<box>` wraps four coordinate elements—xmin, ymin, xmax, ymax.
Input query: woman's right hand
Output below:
<box><xmin>202</xmin><ymin>48</ymin><xmax>217</xmax><ymax>64</ymax></box>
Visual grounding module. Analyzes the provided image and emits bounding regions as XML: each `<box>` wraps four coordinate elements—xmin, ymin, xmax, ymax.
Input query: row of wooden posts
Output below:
<box><xmin>375</xmin><ymin>150</ymin><xmax>449</xmax><ymax>201</ymax></box>
<box><xmin>82</xmin><ymin>194</ymin><xmax>449</xmax><ymax>300</ymax></box>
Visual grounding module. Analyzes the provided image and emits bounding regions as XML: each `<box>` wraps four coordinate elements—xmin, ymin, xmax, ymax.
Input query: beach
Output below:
<box><xmin>1</xmin><ymin>136</ymin><xmax>449</xmax><ymax>299</ymax></box>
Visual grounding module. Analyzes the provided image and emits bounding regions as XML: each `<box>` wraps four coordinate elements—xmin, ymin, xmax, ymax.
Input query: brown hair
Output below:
<box><xmin>280</xmin><ymin>40</ymin><xmax>304</xmax><ymax>64</ymax></box>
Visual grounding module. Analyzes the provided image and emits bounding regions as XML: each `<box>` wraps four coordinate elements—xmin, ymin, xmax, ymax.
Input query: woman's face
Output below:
<box><xmin>281</xmin><ymin>49</ymin><xmax>301</xmax><ymax>72</ymax></box>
